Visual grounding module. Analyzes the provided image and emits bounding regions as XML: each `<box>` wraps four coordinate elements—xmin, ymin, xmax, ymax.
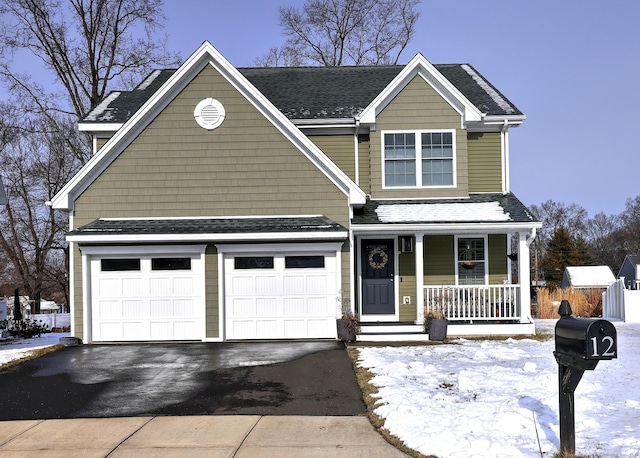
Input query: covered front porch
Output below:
<box><xmin>350</xmin><ymin>194</ymin><xmax>541</xmax><ymax>341</ymax></box>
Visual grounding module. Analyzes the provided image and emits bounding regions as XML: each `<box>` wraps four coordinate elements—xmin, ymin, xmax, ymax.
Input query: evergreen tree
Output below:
<box><xmin>540</xmin><ymin>227</ymin><xmax>581</xmax><ymax>289</ymax></box>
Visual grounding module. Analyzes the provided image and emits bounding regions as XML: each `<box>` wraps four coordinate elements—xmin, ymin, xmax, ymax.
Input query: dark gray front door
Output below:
<box><xmin>361</xmin><ymin>239</ymin><xmax>395</xmax><ymax>315</ymax></box>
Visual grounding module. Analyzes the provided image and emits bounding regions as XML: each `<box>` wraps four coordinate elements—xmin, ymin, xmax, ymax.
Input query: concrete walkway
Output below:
<box><xmin>0</xmin><ymin>415</ymin><xmax>409</xmax><ymax>457</ymax></box>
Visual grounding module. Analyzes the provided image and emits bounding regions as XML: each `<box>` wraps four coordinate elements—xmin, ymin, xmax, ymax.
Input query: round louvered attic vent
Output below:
<box><xmin>194</xmin><ymin>98</ymin><xmax>225</xmax><ymax>130</ymax></box>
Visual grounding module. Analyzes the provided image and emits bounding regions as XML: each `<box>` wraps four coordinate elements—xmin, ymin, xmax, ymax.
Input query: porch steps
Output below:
<box><xmin>357</xmin><ymin>322</ymin><xmax>430</xmax><ymax>342</ymax></box>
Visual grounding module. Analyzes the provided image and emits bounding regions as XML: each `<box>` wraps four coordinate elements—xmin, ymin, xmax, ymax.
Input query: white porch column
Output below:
<box><xmin>415</xmin><ymin>233</ymin><xmax>424</xmax><ymax>324</ymax></box>
<box><xmin>518</xmin><ymin>232</ymin><xmax>532</xmax><ymax>323</ymax></box>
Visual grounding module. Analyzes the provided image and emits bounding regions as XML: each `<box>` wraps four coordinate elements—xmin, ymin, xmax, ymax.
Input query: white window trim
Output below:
<box><xmin>381</xmin><ymin>129</ymin><xmax>457</xmax><ymax>189</ymax></box>
<box><xmin>454</xmin><ymin>235</ymin><xmax>488</xmax><ymax>285</ymax></box>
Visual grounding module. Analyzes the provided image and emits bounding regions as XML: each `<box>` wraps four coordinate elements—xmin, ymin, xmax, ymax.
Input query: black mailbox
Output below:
<box><xmin>555</xmin><ymin>316</ymin><xmax>617</xmax><ymax>362</ymax></box>
<box><xmin>553</xmin><ymin>299</ymin><xmax>617</xmax><ymax>455</ymax></box>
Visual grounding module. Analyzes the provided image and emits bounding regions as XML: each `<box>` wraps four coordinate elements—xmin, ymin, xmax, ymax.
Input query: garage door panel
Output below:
<box><xmin>283</xmin><ymin>275</ymin><xmax>305</xmax><ymax>294</ymax></box>
<box><xmin>96</xmin><ymin>300</ymin><xmax>120</xmax><ymax>318</ymax></box>
<box><xmin>256</xmin><ymin>298</ymin><xmax>277</xmax><ymax>315</ymax></box>
<box><xmin>306</xmin><ymin>276</ymin><xmax>328</xmax><ymax>294</ymax></box>
<box><xmin>284</xmin><ymin>319</ymin><xmax>305</xmax><ymax>337</ymax></box>
<box><xmin>307</xmin><ymin>319</ymin><xmax>332</xmax><ymax>337</ymax></box>
<box><xmin>283</xmin><ymin>298</ymin><xmax>305</xmax><ymax>315</ymax></box>
<box><xmin>256</xmin><ymin>276</ymin><xmax>277</xmax><ymax>294</ymax></box>
<box><xmin>307</xmin><ymin>298</ymin><xmax>329</xmax><ymax>315</ymax></box>
<box><xmin>123</xmin><ymin>322</ymin><xmax>147</xmax><ymax>340</ymax></box>
<box><xmin>256</xmin><ymin>320</ymin><xmax>279</xmax><ymax>338</ymax></box>
<box><xmin>122</xmin><ymin>278</ymin><xmax>144</xmax><ymax>296</ymax></box>
<box><xmin>122</xmin><ymin>300</ymin><xmax>146</xmax><ymax>318</ymax></box>
<box><xmin>150</xmin><ymin>299</ymin><xmax>172</xmax><ymax>317</ymax></box>
<box><xmin>98</xmin><ymin>278</ymin><xmax>121</xmax><ymax>295</ymax></box>
<box><xmin>231</xmin><ymin>276</ymin><xmax>254</xmax><ymax>294</ymax></box>
<box><xmin>231</xmin><ymin>298</ymin><xmax>255</xmax><ymax>316</ymax></box>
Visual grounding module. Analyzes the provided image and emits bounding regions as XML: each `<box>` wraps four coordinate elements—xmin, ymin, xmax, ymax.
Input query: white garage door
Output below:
<box><xmin>224</xmin><ymin>251</ymin><xmax>339</xmax><ymax>339</ymax></box>
<box><xmin>90</xmin><ymin>252</ymin><xmax>205</xmax><ymax>342</ymax></box>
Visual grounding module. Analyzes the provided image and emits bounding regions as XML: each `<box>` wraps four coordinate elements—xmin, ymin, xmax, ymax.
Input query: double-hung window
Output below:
<box><xmin>457</xmin><ymin>237</ymin><xmax>486</xmax><ymax>285</ymax></box>
<box><xmin>384</xmin><ymin>130</ymin><xmax>455</xmax><ymax>187</ymax></box>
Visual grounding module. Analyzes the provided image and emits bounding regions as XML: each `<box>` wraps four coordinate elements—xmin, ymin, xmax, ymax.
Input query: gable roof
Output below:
<box><xmin>51</xmin><ymin>41</ymin><xmax>366</xmax><ymax>210</ymax></box>
<box><xmin>561</xmin><ymin>266</ymin><xmax>616</xmax><ymax>289</ymax></box>
<box><xmin>80</xmin><ymin>58</ymin><xmax>522</xmax><ymax>128</ymax></box>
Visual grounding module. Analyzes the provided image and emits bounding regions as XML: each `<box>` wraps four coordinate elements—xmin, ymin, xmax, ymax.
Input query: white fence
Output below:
<box><xmin>603</xmin><ymin>279</ymin><xmax>640</xmax><ymax>323</ymax></box>
<box><xmin>25</xmin><ymin>313</ymin><xmax>71</xmax><ymax>329</ymax></box>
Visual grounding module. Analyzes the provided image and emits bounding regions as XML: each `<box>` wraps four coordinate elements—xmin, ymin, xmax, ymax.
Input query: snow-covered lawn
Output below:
<box><xmin>0</xmin><ymin>332</ymin><xmax>70</xmax><ymax>367</ymax></box>
<box><xmin>357</xmin><ymin>320</ymin><xmax>640</xmax><ymax>457</ymax></box>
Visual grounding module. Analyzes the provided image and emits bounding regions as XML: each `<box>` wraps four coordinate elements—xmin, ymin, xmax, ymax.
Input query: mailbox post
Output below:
<box><xmin>554</xmin><ymin>300</ymin><xmax>617</xmax><ymax>454</ymax></box>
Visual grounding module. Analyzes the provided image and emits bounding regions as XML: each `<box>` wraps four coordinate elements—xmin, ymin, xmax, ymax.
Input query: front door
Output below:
<box><xmin>361</xmin><ymin>239</ymin><xmax>395</xmax><ymax>315</ymax></box>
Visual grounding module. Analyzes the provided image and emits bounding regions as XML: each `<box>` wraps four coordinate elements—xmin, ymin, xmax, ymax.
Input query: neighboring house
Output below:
<box><xmin>618</xmin><ymin>254</ymin><xmax>640</xmax><ymax>289</ymax></box>
<box><xmin>561</xmin><ymin>266</ymin><xmax>616</xmax><ymax>290</ymax></box>
<box><xmin>50</xmin><ymin>41</ymin><xmax>541</xmax><ymax>343</ymax></box>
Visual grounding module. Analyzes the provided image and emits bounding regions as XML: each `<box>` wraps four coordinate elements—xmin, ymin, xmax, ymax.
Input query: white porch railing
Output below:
<box><xmin>424</xmin><ymin>285</ymin><xmax>521</xmax><ymax>322</ymax></box>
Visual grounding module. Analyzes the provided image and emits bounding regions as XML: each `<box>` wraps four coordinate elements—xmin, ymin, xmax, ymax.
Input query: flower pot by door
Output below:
<box><xmin>337</xmin><ymin>320</ymin><xmax>356</xmax><ymax>342</ymax></box>
<box><xmin>428</xmin><ymin>319</ymin><xmax>448</xmax><ymax>341</ymax></box>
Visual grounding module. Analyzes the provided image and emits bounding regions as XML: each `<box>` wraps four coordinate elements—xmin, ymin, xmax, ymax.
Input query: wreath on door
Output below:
<box><xmin>368</xmin><ymin>247</ymin><xmax>389</xmax><ymax>270</ymax></box>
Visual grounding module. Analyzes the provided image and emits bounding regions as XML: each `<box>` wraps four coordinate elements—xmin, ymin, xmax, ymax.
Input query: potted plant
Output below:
<box><xmin>337</xmin><ymin>311</ymin><xmax>360</xmax><ymax>342</ymax></box>
<box><xmin>424</xmin><ymin>311</ymin><xmax>448</xmax><ymax>341</ymax></box>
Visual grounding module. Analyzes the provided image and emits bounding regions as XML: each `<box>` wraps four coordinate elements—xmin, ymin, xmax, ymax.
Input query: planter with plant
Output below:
<box><xmin>424</xmin><ymin>311</ymin><xmax>448</xmax><ymax>341</ymax></box>
<box><xmin>337</xmin><ymin>312</ymin><xmax>360</xmax><ymax>342</ymax></box>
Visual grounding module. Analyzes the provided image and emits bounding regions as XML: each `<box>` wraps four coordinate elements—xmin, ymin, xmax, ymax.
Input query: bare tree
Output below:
<box><xmin>0</xmin><ymin>116</ymin><xmax>79</xmax><ymax>312</ymax></box>
<box><xmin>0</xmin><ymin>0</ymin><xmax>180</xmax><ymax>163</ymax></box>
<box><xmin>0</xmin><ymin>0</ymin><xmax>179</xmax><ymax>311</ymax></box>
<box><xmin>256</xmin><ymin>0</ymin><xmax>421</xmax><ymax>67</ymax></box>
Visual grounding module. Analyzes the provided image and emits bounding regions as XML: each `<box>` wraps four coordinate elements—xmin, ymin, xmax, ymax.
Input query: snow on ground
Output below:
<box><xmin>357</xmin><ymin>320</ymin><xmax>640</xmax><ymax>458</ymax></box>
<box><xmin>2</xmin><ymin>322</ymin><xmax>639</xmax><ymax>457</ymax></box>
<box><xmin>0</xmin><ymin>332</ymin><xmax>70</xmax><ymax>366</ymax></box>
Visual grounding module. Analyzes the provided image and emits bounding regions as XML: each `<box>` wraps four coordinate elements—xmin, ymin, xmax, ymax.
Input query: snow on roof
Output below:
<box><xmin>136</xmin><ymin>70</ymin><xmax>162</xmax><ymax>91</ymax></box>
<box><xmin>461</xmin><ymin>64</ymin><xmax>515</xmax><ymax>114</ymax></box>
<box><xmin>84</xmin><ymin>91</ymin><xmax>121</xmax><ymax>121</ymax></box>
<box><xmin>564</xmin><ymin>266</ymin><xmax>616</xmax><ymax>287</ymax></box>
<box><xmin>375</xmin><ymin>201</ymin><xmax>511</xmax><ymax>223</ymax></box>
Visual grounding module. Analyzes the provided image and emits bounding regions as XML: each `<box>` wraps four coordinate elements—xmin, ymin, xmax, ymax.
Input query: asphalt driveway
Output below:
<box><xmin>0</xmin><ymin>341</ymin><xmax>366</xmax><ymax>420</ymax></box>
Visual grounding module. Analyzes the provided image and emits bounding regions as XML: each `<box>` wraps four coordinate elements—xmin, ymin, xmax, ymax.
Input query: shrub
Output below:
<box><xmin>0</xmin><ymin>318</ymin><xmax>50</xmax><ymax>338</ymax></box>
<box><xmin>535</xmin><ymin>287</ymin><xmax>602</xmax><ymax>318</ymax></box>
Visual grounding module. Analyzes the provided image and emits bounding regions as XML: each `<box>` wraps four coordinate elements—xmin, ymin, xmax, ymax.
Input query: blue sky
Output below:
<box><xmin>160</xmin><ymin>0</ymin><xmax>639</xmax><ymax>217</ymax></box>
<box><xmin>4</xmin><ymin>1</ymin><xmax>637</xmax><ymax>217</ymax></box>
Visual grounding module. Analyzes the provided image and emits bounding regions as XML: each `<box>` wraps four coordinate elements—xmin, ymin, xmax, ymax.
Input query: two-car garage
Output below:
<box><xmin>83</xmin><ymin>242</ymin><xmax>341</xmax><ymax>342</ymax></box>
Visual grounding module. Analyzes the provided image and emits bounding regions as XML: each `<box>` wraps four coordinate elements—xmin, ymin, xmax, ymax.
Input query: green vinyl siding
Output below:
<box><xmin>398</xmin><ymin>250</ymin><xmax>416</xmax><ymax>321</ymax></box>
<box><xmin>357</xmin><ymin>134</ymin><xmax>371</xmax><ymax>193</ymax></box>
<box><xmin>424</xmin><ymin>235</ymin><xmax>455</xmax><ymax>285</ymax></box>
<box><xmin>309</xmin><ymin>134</ymin><xmax>356</xmax><ymax>181</ymax></box>
<box><xmin>370</xmin><ymin>75</ymin><xmax>468</xmax><ymax>200</ymax></box>
<box><xmin>205</xmin><ymin>244</ymin><xmax>219</xmax><ymax>339</ymax></box>
<box><xmin>488</xmin><ymin>234</ymin><xmax>508</xmax><ymax>284</ymax></box>
<box><xmin>468</xmin><ymin>132</ymin><xmax>502</xmax><ymax>192</ymax></box>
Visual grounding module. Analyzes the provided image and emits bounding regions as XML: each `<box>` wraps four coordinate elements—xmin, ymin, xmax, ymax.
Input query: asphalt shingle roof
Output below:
<box><xmin>69</xmin><ymin>216</ymin><xmax>346</xmax><ymax>237</ymax></box>
<box><xmin>351</xmin><ymin>193</ymin><xmax>537</xmax><ymax>225</ymax></box>
<box><xmin>82</xmin><ymin>63</ymin><xmax>522</xmax><ymax>124</ymax></box>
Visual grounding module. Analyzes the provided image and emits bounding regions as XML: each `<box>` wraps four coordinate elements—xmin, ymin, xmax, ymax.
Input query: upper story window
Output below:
<box><xmin>383</xmin><ymin>130</ymin><xmax>455</xmax><ymax>188</ymax></box>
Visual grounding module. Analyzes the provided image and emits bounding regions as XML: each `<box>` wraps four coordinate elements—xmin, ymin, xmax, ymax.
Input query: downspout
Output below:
<box><xmin>502</xmin><ymin>120</ymin><xmax>510</xmax><ymax>193</ymax></box>
<box><xmin>354</xmin><ymin>118</ymin><xmax>360</xmax><ymax>186</ymax></box>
